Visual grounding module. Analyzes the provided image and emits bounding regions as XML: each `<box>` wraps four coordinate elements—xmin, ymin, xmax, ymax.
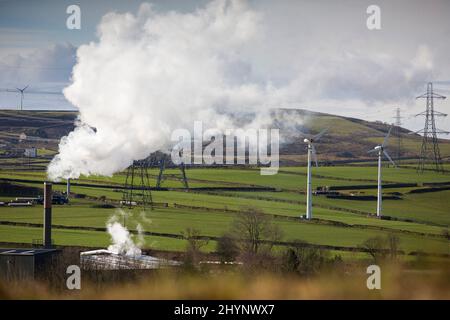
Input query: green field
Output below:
<box><xmin>0</xmin><ymin>164</ymin><xmax>449</xmax><ymax>260</ymax></box>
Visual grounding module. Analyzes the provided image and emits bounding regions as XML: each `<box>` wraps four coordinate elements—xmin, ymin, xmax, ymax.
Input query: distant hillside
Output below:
<box><xmin>272</xmin><ymin>108</ymin><xmax>450</xmax><ymax>165</ymax></box>
<box><xmin>0</xmin><ymin>110</ymin><xmax>76</xmax><ymax>157</ymax></box>
<box><xmin>0</xmin><ymin>109</ymin><xmax>449</xmax><ymax>165</ymax></box>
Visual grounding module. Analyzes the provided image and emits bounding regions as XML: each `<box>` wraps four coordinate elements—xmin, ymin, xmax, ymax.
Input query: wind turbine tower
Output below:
<box><xmin>368</xmin><ymin>127</ymin><xmax>396</xmax><ymax>217</ymax></box>
<box><xmin>16</xmin><ymin>85</ymin><xmax>29</xmax><ymax>111</ymax></box>
<box><xmin>303</xmin><ymin>129</ymin><xmax>327</xmax><ymax>220</ymax></box>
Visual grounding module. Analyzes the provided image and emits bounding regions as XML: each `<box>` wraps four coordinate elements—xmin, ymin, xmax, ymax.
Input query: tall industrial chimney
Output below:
<box><xmin>43</xmin><ymin>181</ymin><xmax>52</xmax><ymax>248</ymax></box>
<box><xmin>66</xmin><ymin>178</ymin><xmax>71</xmax><ymax>199</ymax></box>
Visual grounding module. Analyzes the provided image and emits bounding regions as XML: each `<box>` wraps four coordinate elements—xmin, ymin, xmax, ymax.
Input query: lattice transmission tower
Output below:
<box><xmin>156</xmin><ymin>159</ymin><xmax>189</xmax><ymax>190</ymax></box>
<box><xmin>122</xmin><ymin>159</ymin><xmax>153</xmax><ymax>210</ymax></box>
<box><xmin>415</xmin><ymin>82</ymin><xmax>448</xmax><ymax>173</ymax></box>
<box><xmin>146</xmin><ymin>152</ymin><xmax>189</xmax><ymax>190</ymax></box>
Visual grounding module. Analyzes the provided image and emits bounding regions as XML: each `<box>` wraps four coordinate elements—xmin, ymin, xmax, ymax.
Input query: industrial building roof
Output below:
<box><xmin>0</xmin><ymin>248</ymin><xmax>59</xmax><ymax>256</ymax></box>
<box><xmin>80</xmin><ymin>249</ymin><xmax>181</xmax><ymax>270</ymax></box>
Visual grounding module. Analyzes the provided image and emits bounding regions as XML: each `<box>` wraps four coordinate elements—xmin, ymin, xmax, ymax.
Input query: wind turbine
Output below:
<box><xmin>16</xmin><ymin>85</ymin><xmax>29</xmax><ymax>110</ymax></box>
<box><xmin>368</xmin><ymin>126</ymin><xmax>396</xmax><ymax>217</ymax></box>
<box><xmin>302</xmin><ymin>128</ymin><xmax>328</xmax><ymax>220</ymax></box>
<box><xmin>1</xmin><ymin>86</ymin><xmax>64</xmax><ymax>110</ymax></box>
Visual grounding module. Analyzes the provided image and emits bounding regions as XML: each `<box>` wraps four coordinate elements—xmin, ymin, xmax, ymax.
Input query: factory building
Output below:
<box><xmin>0</xmin><ymin>182</ymin><xmax>60</xmax><ymax>281</ymax></box>
<box><xmin>80</xmin><ymin>249</ymin><xmax>181</xmax><ymax>270</ymax></box>
<box><xmin>0</xmin><ymin>248</ymin><xmax>59</xmax><ymax>281</ymax></box>
<box><xmin>24</xmin><ymin>147</ymin><xmax>37</xmax><ymax>158</ymax></box>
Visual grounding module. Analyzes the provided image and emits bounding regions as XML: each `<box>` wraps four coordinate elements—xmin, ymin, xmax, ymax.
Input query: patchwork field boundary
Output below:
<box><xmin>189</xmin><ymin>190</ymin><xmax>449</xmax><ymax>229</ymax></box>
<box><xmin>2</xmin><ymin>220</ymin><xmax>449</xmax><ymax>258</ymax></box>
<box><xmin>2</xmin><ymin>178</ymin><xmax>447</xmax><ymax>235</ymax></box>
<box><xmin>170</xmin><ymin>203</ymin><xmax>448</xmax><ymax>239</ymax></box>
<box><xmin>0</xmin><ymin>178</ymin><xmax>276</xmax><ymax>192</ymax></box>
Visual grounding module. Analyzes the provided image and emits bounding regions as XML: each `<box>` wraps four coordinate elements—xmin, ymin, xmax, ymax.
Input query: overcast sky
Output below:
<box><xmin>0</xmin><ymin>0</ymin><xmax>449</xmax><ymax>136</ymax></box>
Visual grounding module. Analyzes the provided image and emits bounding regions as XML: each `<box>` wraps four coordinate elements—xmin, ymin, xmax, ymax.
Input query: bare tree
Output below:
<box><xmin>230</xmin><ymin>207</ymin><xmax>282</xmax><ymax>256</ymax></box>
<box><xmin>281</xmin><ymin>240</ymin><xmax>332</xmax><ymax>276</ymax></box>
<box><xmin>361</xmin><ymin>236</ymin><xmax>387</xmax><ymax>262</ymax></box>
<box><xmin>216</xmin><ymin>234</ymin><xmax>239</xmax><ymax>263</ymax></box>
<box><xmin>387</xmin><ymin>233</ymin><xmax>400</xmax><ymax>260</ymax></box>
<box><xmin>181</xmin><ymin>227</ymin><xmax>209</xmax><ymax>268</ymax></box>
<box><xmin>361</xmin><ymin>234</ymin><xmax>401</xmax><ymax>262</ymax></box>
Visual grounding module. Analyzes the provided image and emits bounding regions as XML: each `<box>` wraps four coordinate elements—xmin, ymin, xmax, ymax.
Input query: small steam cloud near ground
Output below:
<box><xmin>106</xmin><ymin>210</ymin><xmax>144</xmax><ymax>256</ymax></box>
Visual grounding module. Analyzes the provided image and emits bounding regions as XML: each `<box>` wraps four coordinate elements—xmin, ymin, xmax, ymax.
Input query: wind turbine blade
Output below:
<box><xmin>23</xmin><ymin>85</ymin><xmax>29</xmax><ymax>91</ymax></box>
<box><xmin>383</xmin><ymin>150</ymin><xmax>396</xmax><ymax>167</ymax></box>
<box><xmin>382</xmin><ymin>126</ymin><xmax>393</xmax><ymax>148</ymax></box>
<box><xmin>313</xmin><ymin>128</ymin><xmax>328</xmax><ymax>141</ymax></box>
<box><xmin>367</xmin><ymin>148</ymin><xmax>378</xmax><ymax>154</ymax></box>
<box><xmin>311</xmin><ymin>144</ymin><xmax>319</xmax><ymax>167</ymax></box>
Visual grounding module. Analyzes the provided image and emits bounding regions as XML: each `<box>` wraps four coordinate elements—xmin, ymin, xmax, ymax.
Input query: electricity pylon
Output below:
<box><xmin>414</xmin><ymin>82</ymin><xmax>448</xmax><ymax>173</ymax></box>
<box><xmin>122</xmin><ymin>159</ymin><xmax>153</xmax><ymax>210</ymax></box>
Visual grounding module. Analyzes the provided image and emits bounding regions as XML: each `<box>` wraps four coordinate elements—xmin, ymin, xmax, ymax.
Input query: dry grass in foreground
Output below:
<box><xmin>1</xmin><ymin>264</ymin><xmax>449</xmax><ymax>300</ymax></box>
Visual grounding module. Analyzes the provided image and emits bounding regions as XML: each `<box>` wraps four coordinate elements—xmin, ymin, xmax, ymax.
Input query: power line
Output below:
<box><xmin>0</xmin><ymin>86</ymin><xmax>65</xmax><ymax>110</ymax></box>
<box><xmin>0</xmin><ymin>88</ymin><xmax>63</xmax><ymax>95</ymax></box>
<box><xmin>0</xmin><ymin>64</ymin><xmax>72</xmax><ymax>70</ymax></box>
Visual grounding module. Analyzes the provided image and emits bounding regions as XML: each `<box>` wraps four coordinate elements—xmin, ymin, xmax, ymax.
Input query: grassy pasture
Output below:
<box><xmin>0</xmin><ymin>199</ymin><xmax>448</xmax><ymax>255</ymax></box>
<box><xmin>0</xmin><ymin>165</ymin><xmax>448</xmax><ymax>258</ymax></box>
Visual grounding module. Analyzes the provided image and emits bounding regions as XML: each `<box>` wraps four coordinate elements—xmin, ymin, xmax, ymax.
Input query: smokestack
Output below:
<box><xmin>66</xmin><ymin>178</ymin><xmax>71</xmax><ymax>198</ymax></box>
<box><xmin>43</xmin><ymin>181</ymin><xmax>52</xmax><ymax>248</ymax></box>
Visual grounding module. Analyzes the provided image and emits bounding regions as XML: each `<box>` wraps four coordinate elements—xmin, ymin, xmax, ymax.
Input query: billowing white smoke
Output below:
<box><xmin>47</xmin><ymin>0</ymin><xmax>277</xmax><ymax>180</ymax></box>
<box><xmin>47</xmin><ymin>0</ymin><xmax>435</xmax><ymax>180</ymax></box>
<box><xmin>106</xmin><ymin>212</ymin><xmax>143</xmax><ymax>256</ymax></box>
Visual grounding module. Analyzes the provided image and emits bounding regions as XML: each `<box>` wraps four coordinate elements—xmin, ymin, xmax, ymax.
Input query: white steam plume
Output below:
<box><xmin>106</xmin><ymin>211</ymin><xmax>143</xmax><ymax>256</ymax></box>
<box><xmin>47</xmin><ymin>0</ymin><xmax>434</xmax><ymax>180</ymax></box>
<box><xmin>47</xmin><ymin>0</ymin><xmax>278</xmax><ymax>180</ymax></box>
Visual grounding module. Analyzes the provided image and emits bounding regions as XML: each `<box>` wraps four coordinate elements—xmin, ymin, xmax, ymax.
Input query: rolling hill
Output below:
<box><xmin>0</xmin><ymin>108</ymin><xmax>449</xmax><ymax>166</ymax></box>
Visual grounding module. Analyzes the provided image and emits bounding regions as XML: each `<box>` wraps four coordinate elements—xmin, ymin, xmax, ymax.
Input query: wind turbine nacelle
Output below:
<box><xmin>374</xmin><ymin>146</ymin><xmax>382</xmax><ymax>151</ymax></box>
<box><xmin>303</xmin><ymin>138</ymin><xmax>310</xmax><ymax>143</ymax></box>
